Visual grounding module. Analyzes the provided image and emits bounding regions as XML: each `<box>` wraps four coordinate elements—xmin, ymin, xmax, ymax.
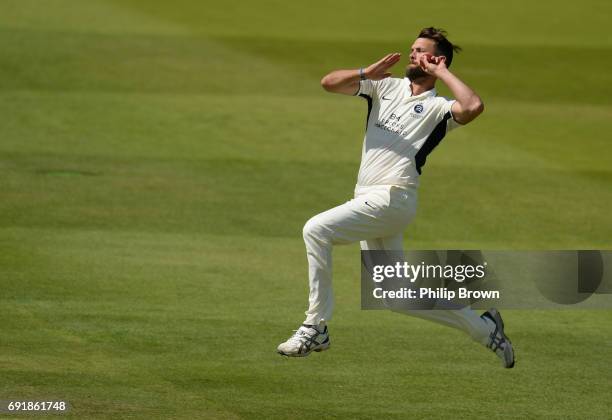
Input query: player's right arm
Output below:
<box><xmin>320</xmin><ymin>53</ymin><xmax>401</xmax><ymax>95</ymax></box>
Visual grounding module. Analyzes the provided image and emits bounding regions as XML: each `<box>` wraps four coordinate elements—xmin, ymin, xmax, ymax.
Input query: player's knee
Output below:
<box><xmin>303</xmin><ymin>216</ymin><xmax>328</xmax><ymax>243</ymax></box>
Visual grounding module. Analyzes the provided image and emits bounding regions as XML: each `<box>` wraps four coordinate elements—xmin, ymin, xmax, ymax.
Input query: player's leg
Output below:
<box><xmin>278</xmin><ymin>186</ymin><xmax>413</xmax><ymax>357</ymax></box>
<box><xmin>361</xmin><ymin>233</ymin><xmax>514</xmax><ymax>367</ymax></box>
<box><xmin>360</xmin><ymin>234</ymin><xmax>404</xmax><ymax>252</ymax></box>
<box><xmin>301</xmin><ymin>203</ymin><xmax>394</xmax><ymax>324</ymax></box>
<box><xmin>361</xmin><ymin>234</ymin><xmax>490</xmax><ymax>338</ymax></box>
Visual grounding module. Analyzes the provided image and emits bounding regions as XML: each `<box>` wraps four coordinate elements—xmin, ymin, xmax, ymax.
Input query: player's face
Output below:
<box><xmin>406</xmin><ymin>38</ymin><xmax>437</xmax><ymax>79</ymax></box>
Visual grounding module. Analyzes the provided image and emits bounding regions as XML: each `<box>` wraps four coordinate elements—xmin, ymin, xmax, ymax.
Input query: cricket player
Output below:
<box><xmin>277</xmin><ymin>28</ymin><xmax>515</xmax><ymax>368</ymax></box>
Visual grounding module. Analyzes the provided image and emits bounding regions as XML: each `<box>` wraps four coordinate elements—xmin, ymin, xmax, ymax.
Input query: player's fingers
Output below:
<box><xmin>384</xmin><ymin>53</ymin><xmax>400</xmax><ymax>63</ymax></box>
<box><xmin>373</xmin><ymin>52</ymin><xmax>401</xmax><ymax>73</ymax></box>
<box><xmin>381</xmin><ymin>60</ymin><xmax>397</xmax><ymax>70</ymax></box>
<box><xmin>370</xmin><ymin>55</ymin><xmax>387</xmax><ymax>68</ymax></box>
<box><xmin>389</xmin><ymin>53</ymin><xmax>401</xmax><ymax>62</ymax></box>
<box><xmin>382</xmin><ymin>54</ymin><xmax>401</xmax><ymax>69</ymax></box>
<box><xmin>379</xmin><ymin>53</ymin><xmax>393</xmax><ymax>63</ymax></box>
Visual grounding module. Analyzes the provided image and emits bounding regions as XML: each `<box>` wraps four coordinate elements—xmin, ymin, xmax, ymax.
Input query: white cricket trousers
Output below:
<box><xmin>302</xmin><ymin>184</ymin><xmax>493</xmax><ymax>345</ymax></box>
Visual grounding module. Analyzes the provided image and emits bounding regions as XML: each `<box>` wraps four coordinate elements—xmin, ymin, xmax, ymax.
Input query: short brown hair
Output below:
<box><xmin>418</xmin><ymin>27</ymin><xmax>461</xmax><ymax>67</ymax></box>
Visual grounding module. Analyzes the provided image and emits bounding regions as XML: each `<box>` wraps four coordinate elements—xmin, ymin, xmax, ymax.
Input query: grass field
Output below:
<box><xmin>1</xmin><ymin>1</ymin><xmax>612</xmax><ymax>418</ymax></box>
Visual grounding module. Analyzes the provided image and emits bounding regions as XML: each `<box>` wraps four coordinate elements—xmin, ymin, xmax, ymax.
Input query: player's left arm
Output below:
<box><xmin>419</xmin><ymin>55</ymin><xmax>484</xmax><ymax>125</ymax></box>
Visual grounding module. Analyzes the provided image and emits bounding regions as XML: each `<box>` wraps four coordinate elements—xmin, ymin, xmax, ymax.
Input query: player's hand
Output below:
<box><xmin>419</xmin><ymin>54</ymin><xmax>448</xmax><ymax>76</ymax></box>
<box><xmin>364</xmin><ymin>53</ymin><xmax>401</xmax><ymax>80</ymax></box>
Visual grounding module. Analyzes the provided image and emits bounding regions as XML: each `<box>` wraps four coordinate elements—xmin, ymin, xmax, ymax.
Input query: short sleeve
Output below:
<box><xmin>439</xmin><ymin>98</ymin><xmax>461</xmax><ymax>132</ymax></box>
<box><xmin>355</xmin><ymin>79</ymin><xmax>378</xmax><ymax>98</ymax></box>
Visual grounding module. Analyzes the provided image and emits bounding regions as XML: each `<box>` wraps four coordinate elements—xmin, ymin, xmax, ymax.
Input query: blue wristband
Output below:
<box><xmin>359</xmin><ymin>68</ymin><xmax>367</xmax><ymax>81</ymax></box>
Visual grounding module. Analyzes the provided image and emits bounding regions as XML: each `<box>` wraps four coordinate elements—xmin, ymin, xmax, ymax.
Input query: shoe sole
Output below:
<box><xmin>488</xmin><ymin>308</ymin><xmax>515</xmax><ymax>368</ymax></box>
<box><xmin>277</xmin><ymin>341</ymin><xmax>330</xmax><ymax>357</ymax></box>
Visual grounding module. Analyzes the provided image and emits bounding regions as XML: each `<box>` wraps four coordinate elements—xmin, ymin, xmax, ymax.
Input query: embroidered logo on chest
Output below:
<box><xmin>409</xmin><ymin>103</ymin><xmax>426</xmax><ymax>119</ymax></box>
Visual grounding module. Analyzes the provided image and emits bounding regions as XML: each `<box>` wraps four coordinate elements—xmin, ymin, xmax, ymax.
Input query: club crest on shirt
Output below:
<box><xmin>409</xmin><ymin>103</ymin><xmax>426</xmax><ymax>119</ymax></box>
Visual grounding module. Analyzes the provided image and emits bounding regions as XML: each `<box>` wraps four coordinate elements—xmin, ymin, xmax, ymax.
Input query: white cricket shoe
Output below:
<box><xmin>482</xmin><ymin>308</ymin><xmax>515</xmax><ymax>368</ymax></box>
<box><xmin>277</xmin><ymin>324</ymin><xmax>330</xmax><ymax>357</ymax></box>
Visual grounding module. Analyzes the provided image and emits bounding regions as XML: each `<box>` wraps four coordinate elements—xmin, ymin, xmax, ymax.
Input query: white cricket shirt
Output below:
<box><xmin>355</xmin><ymin>77</ymin><xmax>460</xmax><ymax>187</ymax></box>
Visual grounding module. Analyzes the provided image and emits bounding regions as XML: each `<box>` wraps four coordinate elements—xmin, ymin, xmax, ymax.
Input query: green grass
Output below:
<box><xmin>1</xmin><ymin>0</ymin><xmax>612</xmax><ymax>418</ymax></box>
